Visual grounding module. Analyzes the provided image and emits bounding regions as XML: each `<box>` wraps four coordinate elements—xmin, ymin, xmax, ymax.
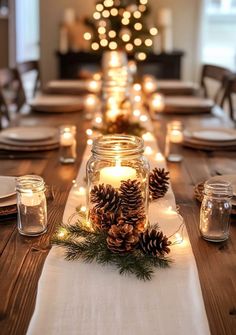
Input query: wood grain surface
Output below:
<box><xmin>0</xmin><ymin>107</ymin><xmax>236</xmax><ymax>335</ymax></box>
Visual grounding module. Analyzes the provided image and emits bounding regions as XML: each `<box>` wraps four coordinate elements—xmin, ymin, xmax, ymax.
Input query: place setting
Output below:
<box><xmin>0</xmin><ymin>176</ymin><xmax>17</xmax><ymax>221</ymax></box>
<box><xmin>182</xmin><ymin>126</ymin><xmax>236</xmax><ymax>150</ymax></box>
<box><xmin>29</xmin><ymin>94</ymin><xmax>85</xmax><ymax>113</ymax></box>
<box><xmin>45</xmin><ymin>79</ymin><xmax>101</xmax><ymax>95</ymax></box>
<box><xmin>0</xmin><ymin>126</ymin><xmax>60</xmax><ymax>151</ymax></box>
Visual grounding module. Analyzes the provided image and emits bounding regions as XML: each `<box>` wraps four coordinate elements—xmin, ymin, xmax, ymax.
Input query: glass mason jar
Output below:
<box><xmin>165</xmin><ymin>121</ymin><xmax>184</xmax><ymax>162</ymax></box>
<box><xmin>199</xmin><ymin>180</ymin><xmax>233</xmax><ymax>242</ymax></box>
<box><xmin>16</xmin><ymin>175</ymin><xmax>47</xmax><ymax>236</ymax></box>
<box><xmin>101</xmin><ymin>51</ymin><xmax>133</xmax><ymax>124</ymax></box>
<box><xmin>86</xmin><ymin>135</ymin><xmax>150</xmax><ymax>232</ymax></box>
<box><xmin>59</xmin><ymin>125</ymin><xmax>77</xmax><ymax>163</ymax></box>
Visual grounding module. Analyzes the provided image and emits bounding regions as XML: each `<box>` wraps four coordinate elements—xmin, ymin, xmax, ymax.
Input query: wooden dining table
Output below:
<box><xmin>0</xmin><ymin>105</ymin><xmax>236</xmax><ymax>335</ymax></box>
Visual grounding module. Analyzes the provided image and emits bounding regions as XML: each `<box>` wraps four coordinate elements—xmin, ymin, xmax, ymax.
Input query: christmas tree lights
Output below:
<box><xmin>85</xmin><ymin>0</ymin><xmax>158</xmax><ymax>60</ymax></box>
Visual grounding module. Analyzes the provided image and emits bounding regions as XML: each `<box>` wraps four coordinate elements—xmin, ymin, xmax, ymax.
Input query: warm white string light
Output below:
<box><xmin>87</xmin><ymin>0</ymin><xmax>158</xmax><ymax>59</ymax></box>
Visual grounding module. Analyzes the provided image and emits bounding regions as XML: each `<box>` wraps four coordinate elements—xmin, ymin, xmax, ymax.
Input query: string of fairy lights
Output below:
<box><xmin>83</xmin><ymin>0</ymin><xmax>158</xmax><ymax>60</ymax></box>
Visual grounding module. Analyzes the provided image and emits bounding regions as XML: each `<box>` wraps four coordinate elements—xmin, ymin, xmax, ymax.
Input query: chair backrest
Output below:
<box><xmin>225</xmin><ymin>75</ymin><xmax>236</xmax><ymax>121</ymax></box>
<box><xmin>17</xmin><ymin>60</ymin><xmax>40</xmax><ymax>98</ymax></box>
<box><xmin>0</xmin><ymin>68</ymin><xmax>26</xmax><ymax>119</ymax></box>
<box><xmin>200</xmin><ymin>64</ymin><xmax>232</xmax><ymax>106</ymax></box>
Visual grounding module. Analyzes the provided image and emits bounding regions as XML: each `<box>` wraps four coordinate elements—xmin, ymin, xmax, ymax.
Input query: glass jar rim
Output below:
<box><xmin>204</xmin><ymin>180</ymin><xmax>233</xmax><ymax>197</ymax></box>
<box><xmin>16</xmin><ymin>175</ymin><xmax>45</xmax><ymax>193</ymax></box>
<box><xmin>92</xmin><ymin>134</ymin><xmax>144</xmax><ymax>158</ymax></box>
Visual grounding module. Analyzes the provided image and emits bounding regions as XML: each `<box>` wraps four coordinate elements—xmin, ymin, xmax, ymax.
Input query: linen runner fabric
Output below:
<box><xmin>27</xmin><ymin>119</ymin><xmax>210</xmax><ymax>335</ymax></box>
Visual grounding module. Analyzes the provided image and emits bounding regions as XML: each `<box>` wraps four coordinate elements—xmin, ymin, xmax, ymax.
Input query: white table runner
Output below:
<box><xmin>27</xmin><ymin>119</ymin><xmax>210</xmax><ymax>335</ymax></box>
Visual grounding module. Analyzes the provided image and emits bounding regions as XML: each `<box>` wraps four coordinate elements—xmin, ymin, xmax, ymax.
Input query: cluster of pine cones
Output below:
<box><xmin>104</xmin><ymin>114</ymin><xmax>145</xmax><ymax>137</ymax></box>
<box><xmin>90</xmin><ymin>176</ymin><xmax>170</xmax><ymax>257</ymax></box>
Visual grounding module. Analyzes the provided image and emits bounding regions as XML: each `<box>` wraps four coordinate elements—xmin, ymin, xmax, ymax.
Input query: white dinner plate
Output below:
<box><xmin>30</xmin><ymin>95</ymin><xmax>84</xmax><ymax>113</ymax></box>
<box><xmin>207</xmin><ymin>175</ymin><xmax>236</xmax><ymax>196</ymax></box>
<box><xmin>191</xmin><ymin>128</ymin><xmax>236</xmax><ymax>142</ymax></box>
<box><xmin>0</xmin><ymin>176</ymin><xmax>16</xmax><ymax>199</ymax></box>
<box><xmin>1</xmin><ymin>126</ymin><xmax>57</xmax><ymax>142</ymax></box>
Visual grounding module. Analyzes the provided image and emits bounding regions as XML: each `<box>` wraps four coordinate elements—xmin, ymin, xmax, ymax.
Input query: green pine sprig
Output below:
<box><xmin>52</xmin><ymin>218</ymin><xmax>171</xmax><ymax>281</ymax></box>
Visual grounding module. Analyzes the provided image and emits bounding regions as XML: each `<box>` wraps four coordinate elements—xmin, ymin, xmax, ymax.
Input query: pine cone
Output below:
<box><xmin>194</xmin><ymin>182</ymin><xmax>204</xmax><ymax>202</ymax></box>
<box><xmin>120</xmin><ymin>179</ymin><xmax>143</xmax><ymax>213</ymax></box>
<box><xmin>117</xmin><ymin>209</ymin><xmax>146</xmax><ymax>234</ymax></box>
<box><xmin>89</xmin><ymin>208</ymin><xmax>117</xmax><ymax>231</ymax></box>
<box><xmin>90</xmin><ymin>184</ymin><xmax>120</xmax><ymax>212</ymax></box>
<box><xmin>149</xmin><ymin>168</ymin><xmax>169</xmax><ymax>200</ymax></box>
<box><xmin>139</xmin><ymin>229</ymin><xmax>171</xmax><ymax>256</ymax></box>
<box><xmin>107</xmin><ymin>224</ymin><xmax>139</xmax><ymax>253</ymax></box>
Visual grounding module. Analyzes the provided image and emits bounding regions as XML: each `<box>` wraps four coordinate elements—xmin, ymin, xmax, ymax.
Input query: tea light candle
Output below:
<box><xmin>169</xmin><ymin>129</ymin><xmax>183</xmax><ymax>144</ymax></box>
<box><xmin>100</xmin><ymin>161</ymin><xmax>136</xmax><ymax>188</ymax></box>
<box><xmin>60</xmin><ymin>131</ymin><xmax>74</xmax><ymax>146</ymax></box>
<box><xmin>151</xmin><ymin>93</ymin><xmax>165</xmax><ymax>112</ymax></box>
<box><xmin>21</xmin><ymin>191</ymin><xmax>41</xmax><ymax>206</ymax></box>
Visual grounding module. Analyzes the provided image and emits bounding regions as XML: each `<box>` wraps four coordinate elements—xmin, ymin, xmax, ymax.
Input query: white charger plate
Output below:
<box><xmin>1</xmin><ymin>126</ymin><xmax>57</xmax><ymax>142</ymax></box>
<box><xmin>0</xmin><ymin>176</ymin><xmax>16</xmax><ymax>199</ymax></box>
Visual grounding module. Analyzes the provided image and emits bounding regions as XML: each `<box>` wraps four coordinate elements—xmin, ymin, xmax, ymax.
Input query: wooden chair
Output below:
<box><xmin>17</xmin><ymin>60</ymin><xmax>40</xmax><ymax>98</ymax></box>
<box><xmin>200</xmin><ymin>64</ymin><xmax>232</xmax><ymax>106</ymax></box>
<box><xmin>224</xmin><ymin>75</ymin><xmax>236</xmax><ymax>121</ymax></box>
<box><xmin>0</xmin><ymin>68</ymin><xmax>26</xmax><ymax>123</ymax></box>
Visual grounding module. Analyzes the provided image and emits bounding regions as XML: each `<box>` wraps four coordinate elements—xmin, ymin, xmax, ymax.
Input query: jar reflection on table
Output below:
<box><xmin>16</xmin><ymin>175</ymin><xmax>47</xmax><ymax>236</ymax></box>
<box><xmin>200</xmin><ymin>180</ymin><xmax>233</xmax><ymax>242</ymax></box>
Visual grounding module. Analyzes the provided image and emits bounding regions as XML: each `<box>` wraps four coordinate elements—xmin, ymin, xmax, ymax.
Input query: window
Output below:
<box><xmin>202</xmin><ymin>0</ymin><xmax>236</xmax><ymax>70</ymax></box>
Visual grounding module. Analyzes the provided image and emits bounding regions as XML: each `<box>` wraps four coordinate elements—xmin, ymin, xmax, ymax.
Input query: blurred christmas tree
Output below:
<box><xmin>84</xmin><ymin>0</ymin><xmax>158</xmax><ymax>60</ymax></box>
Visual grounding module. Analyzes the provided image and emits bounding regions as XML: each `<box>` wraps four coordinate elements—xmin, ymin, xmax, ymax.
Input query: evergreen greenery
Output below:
<box><xmin>52</xmin><ymin>210</ymin><xmax>171</xmax><ymax>281</ymax></box>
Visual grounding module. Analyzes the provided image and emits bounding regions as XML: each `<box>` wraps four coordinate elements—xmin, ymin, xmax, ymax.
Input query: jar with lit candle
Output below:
<box><xmin>150</xmin><ymin>93</ymin><xmax>165</xmax><ymax>116</ymax></box>
<box><xmin>165</xmin><ymin>121</ymin><xmax>183</xmax><ymax>162</ymax></box>
<box><xmin>16</xmin><ymin>175</ymin><xmax>47</xmax><ymax>236</ymax></box>
<box><xmin>101</xmin><ymin>51</ymin><xmax>133</xmax><ymax>124</ymax></box>
<box><xmin>86</xmin><ymin>134</ymin><xmax>150</xmax><ymax>231</ymax></box>
<box><xmin>59</xmin><ymin>125</ymin><xmax>77</xmax><ymax>163</ymax></box>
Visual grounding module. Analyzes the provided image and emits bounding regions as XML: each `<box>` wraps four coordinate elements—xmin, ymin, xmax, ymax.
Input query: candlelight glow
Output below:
<box><xmin>133</xmin><ymin>109</ymin><xmax>141</xmax><ymax>117</ymax></box>
<box><xmin>80</xmin><ymin>206</ymin><xmax>87</xmax><ymax>213</ymax></box>
<box><xmin>87</xmin><ymin>139</ymin><xmax>93</xmax><ymax>145</ymax></box>
<box><xmin>86</xmin><ymin>129</ymin><xmax>93</xmax><ymax>136</ymax></box>
<box><xmin>142</xmin><ymin>132</ymin><xmax>155</xmax><ymax>141</ymax></box>
<box><xmin>95</xmin><ymin>116</ymin><xmax>102</xmax><ymax>124</ymax></box>
<box><xmin>140</xmin><ymin>115</ymin><xmax>148</xmax><ymax>122</ymax></box>
<box><xmin>133</xmin><ymin>83</ymin><xmax>142</xmax><ymax>92</ymax></box>
<box><xmin>155</xmin><ymin>152</ymin><xmax>165</xmax><ymax>162</ymax></box>
<box><xmin>144</xmin><ymin>146</ymin><xmax>153</xmax><ymax>155</ymax></box>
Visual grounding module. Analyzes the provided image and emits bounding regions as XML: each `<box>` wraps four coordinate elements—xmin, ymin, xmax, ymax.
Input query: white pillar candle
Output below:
<box><xmin>100</xmin><ymin>163</ymin><xmax>136</xmax><ymax>188</ymax></box>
